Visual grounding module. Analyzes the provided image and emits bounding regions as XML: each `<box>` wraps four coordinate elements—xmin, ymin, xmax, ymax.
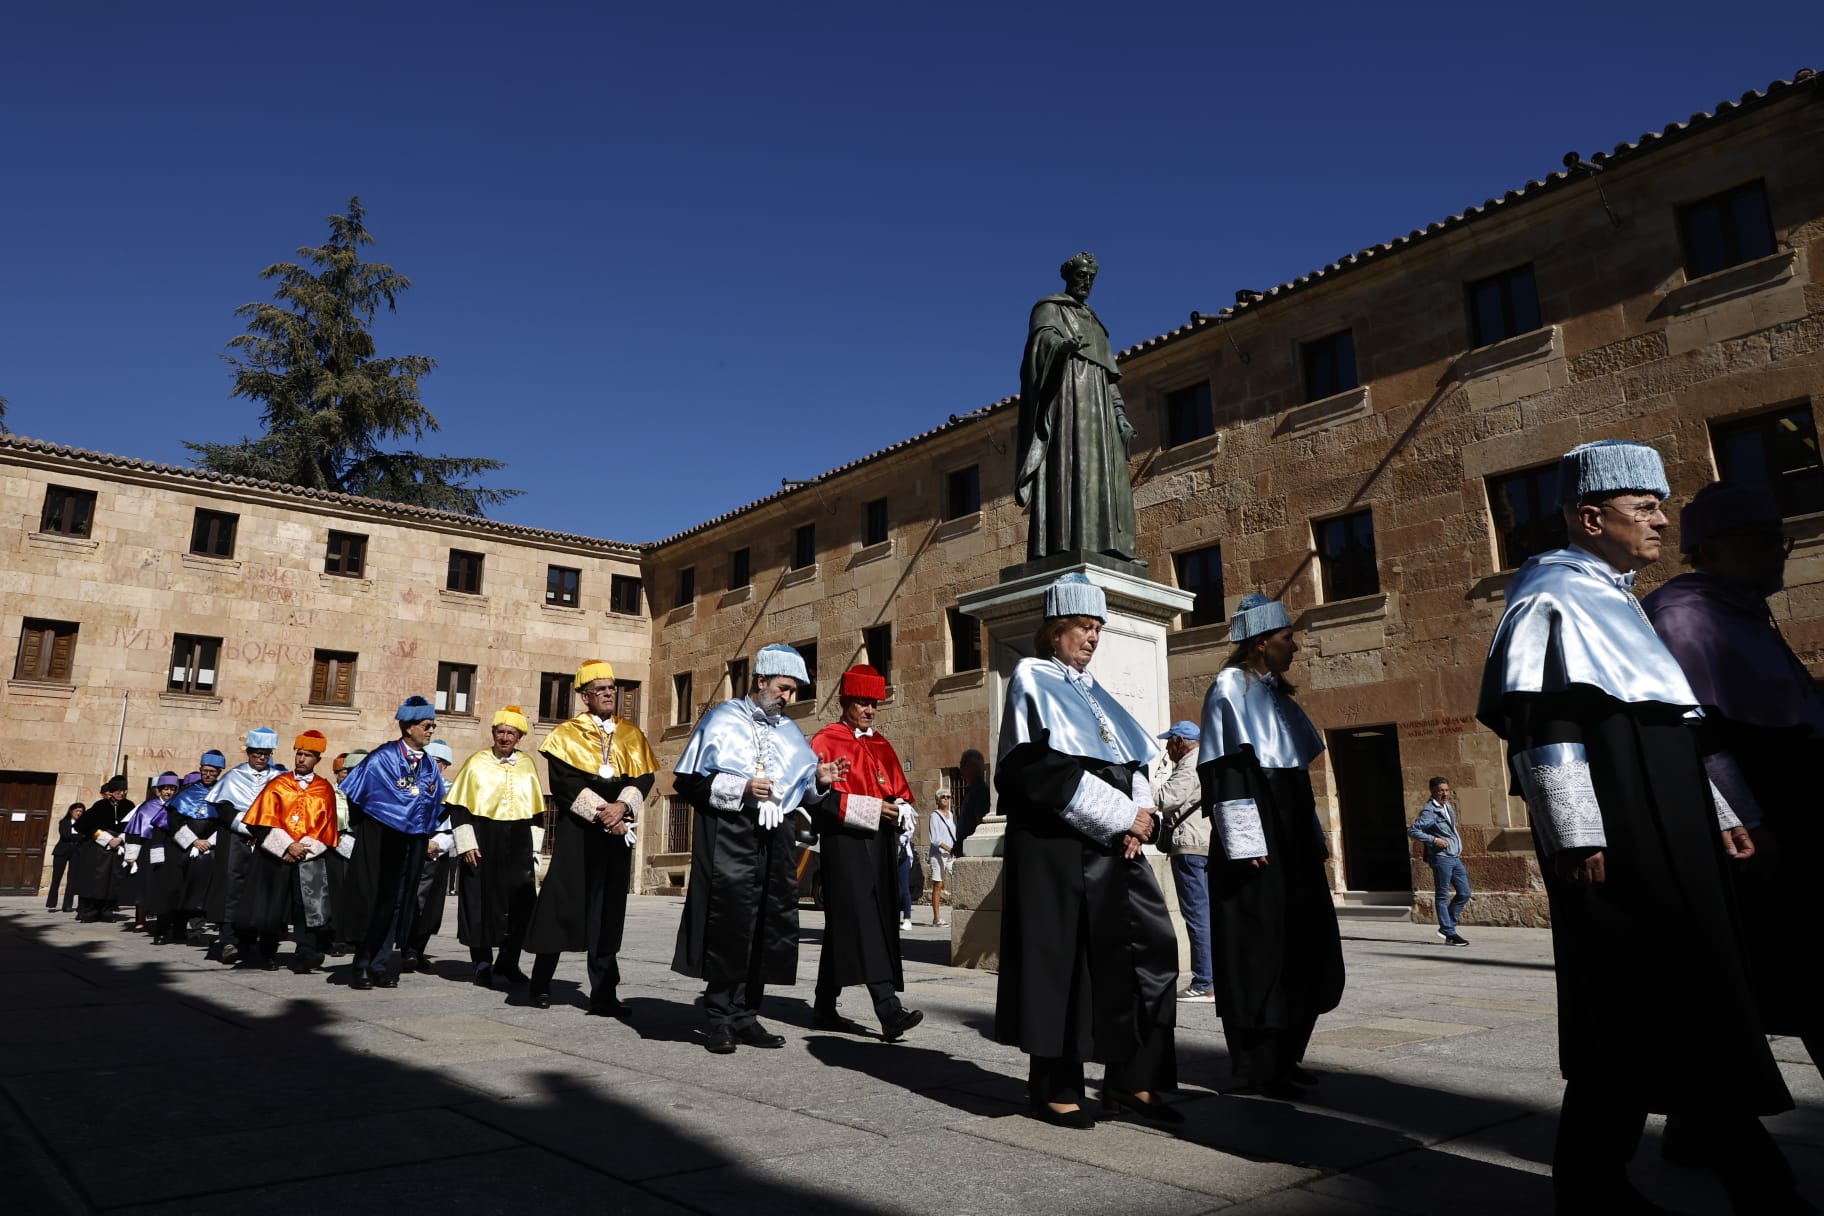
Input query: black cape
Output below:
<box><xmin>1197</xmin><ymin>752</ymin><xmax>1345</xmax><ymax>1046</ymax></box>
<box><xmin>524</xmin><ymin>756</ymin><xmax>652</xmax><ymax>954</ymax></box>
<box><xmin>993</xmin><ymin>735</ymin><xmax>1177</xmax><ymax>1077</ymax></box>
<box><xmin>670</xmin><ymin>774</ymin><xmax>827</xmax><ymax>987</ymax></box>
<box><xmin>1488</xmin><ymin>689</ymin><xmax>1790</xmax><ymax>1116</ymax></box>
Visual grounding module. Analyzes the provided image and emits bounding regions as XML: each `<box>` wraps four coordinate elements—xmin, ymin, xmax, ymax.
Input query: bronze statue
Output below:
<box><xmin>1015</xmin><ymin>252</ymin><xmax>1139</xmax><ymax>562</ymax></box>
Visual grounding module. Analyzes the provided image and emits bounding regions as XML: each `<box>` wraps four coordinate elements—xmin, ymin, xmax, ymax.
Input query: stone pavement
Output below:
<box><xmin>1</xmin><ymin>895</ymin><xmax>1817</xmax><ymax>1215</ymax></box>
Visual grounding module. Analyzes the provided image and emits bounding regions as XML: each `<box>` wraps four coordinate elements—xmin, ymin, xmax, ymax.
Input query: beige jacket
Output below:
<box><xmin>1155</xmin><ymin>751</ymin><xmax>1208</xmax><ymax>856</ymax></box>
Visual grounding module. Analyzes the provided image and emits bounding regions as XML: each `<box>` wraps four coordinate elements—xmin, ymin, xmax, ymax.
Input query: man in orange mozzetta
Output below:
<box><xmin>238</xmin><ymin>730</ymin><xmax>339</xmax><ymax>972</ymax></box>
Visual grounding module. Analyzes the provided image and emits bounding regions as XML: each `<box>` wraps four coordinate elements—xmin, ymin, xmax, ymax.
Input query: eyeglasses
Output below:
<box><xmin>1598</xmin><ymin>499</ymin><xmax>1669</xmax><ymax>523</ymax></box>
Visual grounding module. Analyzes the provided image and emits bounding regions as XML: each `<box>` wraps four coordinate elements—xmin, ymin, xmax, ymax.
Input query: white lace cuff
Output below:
<box><xmin>1709</xmin><ymin>780</ymin><xmax>1742</xmax><ymax>831</ymax></box>
<box><xmin>173</xmin><ymin>825</ymin><xmax>198</xmax><ymax>849</ymax></box>
<box><xmin>1059</xmin><ymin>774</ymin><xmax>1136</xmax><ymax>846</ymax></box>
<box><xmin>430</xmin><ymin>832</ymin><xmax>455</xmax><ymax>854</ymax></box>
<box><xmin>617</xmin><ymin>785</ymin><xmax>644</xmax><ymax>821</ymax></box>
<box><xmin>569</xmin><ymin>787</ymin><xmax>610</xmax><ymax>822</ymax></box>
<box><xmin>334</xmin><ymin>835</ymin><xmax>356</xmax><ymax>859</ymax></box>
<box><xmin>453</xmin><ymin>823</ymin><xmax>479</xmax><ymax>854</ymax></box>
<box><xmin>709</xmin><ymin>773</ymin><xmax>747</xmax><ymax>812</ymax></box>
<box><xmin>1131</xmin><ymin>771</ymin><xmax>1155</xmax><ymax>810</ymax></box>
<box><xmin>1215</xmin><ymin>798</ymin><xmax>1267</xmax><ymax>860</ymax></box>
<box><xmin>842</xmin><ymin>794</ymin><xmax>883</xmax><ymax>832</ymax></box>
<box><xmin>1512</xmin><ymin>742</ymin><xmax>1605</xmax><ymax>855</ymax></box>
<box><xmin>259</xmin><ymin>828</ymin><xmax>294</xmax><ymax>858</ymax></box>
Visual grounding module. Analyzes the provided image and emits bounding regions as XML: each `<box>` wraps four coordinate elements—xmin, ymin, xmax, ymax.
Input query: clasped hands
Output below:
<box><xmin>1121</xmin><ymin>806</ymin><xmax>1155</xmax><ymax>860</ymax></box>
<box><xmin>595</xmin><ymin>801</ymin><xmax>634</xmax><ymax>836</ymax></box>
<box><xmin>1554</xmin><ymin>827</ymin><xmax>1755</xmax><ymax>888</ymax></box>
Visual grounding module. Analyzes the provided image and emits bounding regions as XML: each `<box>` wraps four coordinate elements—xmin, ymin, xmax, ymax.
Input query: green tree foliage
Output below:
<box><xmin>188</xmin><ymin>197</ymin><xmax>518</xmax><ymax>515</ymax></box>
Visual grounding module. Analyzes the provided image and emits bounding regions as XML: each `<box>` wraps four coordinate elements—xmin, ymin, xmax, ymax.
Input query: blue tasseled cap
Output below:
<box><xmin>199</xmin><ymin>750</ymin><xmax>227</xmax><ymax>767</ymax></box>
<box><xmin>1229</xmin><ymin>592</ymin><xmax>1293</xmax><ymax>643</ymax></box>
<box><xmin>245</xmin><ymin>727</ymin><xmax>279</xmax><ymax>750</ymax></box>
<box><xmin>754</xmin><ymin>644</ymin><xmax>810</xmax><ymax>683</ymax></box>
<box><xmin>1557</xmin><ymin>440</ymin><xmax>1670</xmax><ymax>504</ymax></box>
<box><xmin>396</xmin><ymin>696</ymin><xmax>436</xmax><ymax>722</ymax></box>
<box><xmin>1043</xmin><ymin>571</ymin><xmax>1107</xmax><ymax>620</ymax></box>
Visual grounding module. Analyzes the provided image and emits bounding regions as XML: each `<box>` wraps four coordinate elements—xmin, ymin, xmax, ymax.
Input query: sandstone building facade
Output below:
<box><xmin>6</xmin><ymin>71</ymin><xmax>1821</xmax><ymax>925</ymax></box>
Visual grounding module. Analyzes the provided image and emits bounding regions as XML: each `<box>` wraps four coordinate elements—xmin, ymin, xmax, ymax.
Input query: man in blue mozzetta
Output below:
<box><xmin>1408</xmin><ymin>777</ymin><xmax>1471</xmax><ymax>946</ymax></box>
<box><xmin>338</xmin><ymin>696</ymin><xmax>449</xmax><ymax>990</ymax></box>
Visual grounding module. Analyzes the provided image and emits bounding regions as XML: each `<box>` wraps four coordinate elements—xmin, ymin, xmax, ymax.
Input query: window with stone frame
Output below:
<box><xmin>792</xmin><ymin>641</ymin><xmax>819</xmax><ymax>703</ymax></box>
<box><xmin>1465</xmin><ymin>264</ymin><xmax>1543</xmax><ymax>348</ymax></box>
<box><xmin>609</xmin><ymin>574</ymin><xmax>643</xmax><ymax>615</ymax></box>
<box><xmin>945</xmin><ymin>466</ymin><xmax>981</xmax><ymax>520</ymax></box>
<box><xmin>863</xmin><ymin>624</ymin><xmax>893</xmax><ymax>687</ymax></box>
<box><xmin>1300</xmin><ymin>329</ymin><xmax>1358</xmax><ymax>403</ymax></box>
<box><xmin>616</xmin><ymin>679</ymin><xmax>642</xmax><ymax>728</ymax></box>
<box><xmin>1314</xmin><ymin>509</ymin><xmax>1380</xmax><ymax>601</ymax></box>
<box><xmin>727</xmin><ymin>656</ymin><xmax>749</xmax><ymax>699</ymax></box>
<box><xmin>15</xmin><ymin>619</ymin><xmax>77</xmax><ymax>683</ymax></box>
<box><xmin>1173</xmin><ymin>543</ymin><xmax>1225</xmax><ymax>628</ymax></box>
<box><xmin>1165</xmin><ymin>381</ymin><xmax>1215</xmax><ymax>448</ymax></box>
<box><xmin>1678</xmin><ymin>180</ymin><xmax>1776</xmax><ymax>280</ymax></box>
<box><xmin>947</xmin><ymin>607</ymin><xmax>982</xmax><ymax>673</ymax></box>
<box><xmin>728</xmin><ymin>547</ymin><xmax>751</xmax><ymax>590</ymax></box>
<box><xmin>791</xmin><ymin>523</ymin><xmax>816</xmax><ymax>570</ymax></box>
<box><xmin>309</xmin><ymin>650</ymin><xmax>357</xmax><ymax>707</ymax></box>
<box><xmin>676</xmin><ymin>565</ymin><xmax>696</xmax><ymax>610</ymax></box>
<box><xmin>863</xmin><ymin>498</ymin><xmax>889</xmax><ymax>546</ymax></box>
<box><xmin>168</xmin><ymin>634</ymin><xmax>222</xmax><ymax>696</ymax></box>
<box><xmin>324</xmin><ymin>530</ymin><xmax>367</xmax><ymax>577</ymax></box>
<box><xmin>435</xmin><ymin>661</ymin><xmax>477</xmax><ymax>716</ymax></box>
<box><xmin>1487</xmin><ymin>464</ymin><xmax>1569</xmax><ymax>569</ymax></box>
<box><xmin>672</xmin><ymin>671</ymin><xmax>694</xmax><ymax>726</ymax></box>
<box><xmin>39</xmin><ymin>485</ymin><xmax>96</xmax><ymax>538</ymax></box>
<box><xmin>545</xmin><ymin>565</ymin><xmax>581</xmax><ymax>608</ymax></box>
<box><xmin>1711</xmin><ymin>402</ymin><xmax>1824</xmax><ymax>519</ymax></box>
<box><xmin>189</xmin><ymin>508</ymin><xmax>238</xmax><ymax>559</ymax></box>
<box><xmin>447</xmin><ymin>549</ymin><xmax>484</xmax><ymax>595</ymax></box>
<box><xmin>538</xmin><ymin>671</ymin><xmax>573</xmax><ymax>722</ymax></box>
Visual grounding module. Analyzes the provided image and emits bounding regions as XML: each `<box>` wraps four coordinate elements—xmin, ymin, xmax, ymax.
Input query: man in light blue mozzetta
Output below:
<box><xmin>205</xmin><ymin>727</ymin><xmax>288</xmax><ymax>965</ymax></box>
<box><xmin>1408</xmin><ymin>777</ymin><xmax>1470</xmax><ymax>946</ymax></box>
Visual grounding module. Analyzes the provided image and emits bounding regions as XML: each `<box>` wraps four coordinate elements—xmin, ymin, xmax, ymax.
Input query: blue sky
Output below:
<box><xmin>2</xmin><ymin>4</ymin><xmax>1817</xmax><ymax>542</ymax></box>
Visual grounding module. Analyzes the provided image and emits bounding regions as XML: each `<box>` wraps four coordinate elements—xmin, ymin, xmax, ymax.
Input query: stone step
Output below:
<box><xmin>1334</xmin><ymin>904</ymin><xmax>1414</xmax><ymax>921</ymax></box>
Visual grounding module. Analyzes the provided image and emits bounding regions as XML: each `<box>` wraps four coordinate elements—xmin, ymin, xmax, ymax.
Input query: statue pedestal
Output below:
<box><xmin>947</xmin><ymin>559</ymin><xmax>1195</xmax><ymax>969</ymax></box>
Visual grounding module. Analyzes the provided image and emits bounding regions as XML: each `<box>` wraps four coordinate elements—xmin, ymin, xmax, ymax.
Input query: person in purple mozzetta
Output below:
<box><xmin>1644</xmin><ymin>481</ymin><xmax>1823</xmax><ymax>1073</ymax></box>
<box><xmin>122</xmin><ymin>773</ymin><xmax>181</xmax><ymax>939</ymax></box>
<box><xmin>337</xmin><ymin>696</ymin><xmax>448</xmax><ymax>990</ymax></box>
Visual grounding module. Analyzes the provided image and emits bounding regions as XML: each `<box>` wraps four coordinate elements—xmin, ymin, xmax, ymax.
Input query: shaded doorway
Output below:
<box><xmin>0</xmin><ymin>772</ymin><xmax>56</xmax><ymax>895</ymax></box>
<box><xmin>1327</xmin><ymin>727</ymin><xmax>1411</xmax><ymax>892</ymax></box>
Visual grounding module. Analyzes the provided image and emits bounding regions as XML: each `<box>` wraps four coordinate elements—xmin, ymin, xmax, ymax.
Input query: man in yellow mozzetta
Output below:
<box><xmin>445</xmin><ymin>704</ymin><xmax>546</xmax><ymax>990</ymax></box>
<box><xmin>523</xmin><ymin>660</ymin><xmax>658</xmax><ymax>1014</ymax></box>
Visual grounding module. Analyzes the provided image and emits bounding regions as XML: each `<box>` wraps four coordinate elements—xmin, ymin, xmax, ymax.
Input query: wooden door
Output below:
<box><xmin>0</xmin><ymin>772</ymin><xmax>57</xmax><ymax>895</ymax></box>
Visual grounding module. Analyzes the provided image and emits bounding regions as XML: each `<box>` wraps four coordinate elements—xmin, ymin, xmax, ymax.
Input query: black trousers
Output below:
<box><xmin>1226</xmin><ymin>1013</ymin><xmax>1320</xmax><ymax>1086</ymax></box>
<box><xmin>215</xmin><ymin>833</ymin><xmax>254</xmax><ymax>945</ymax></box>
<box><xmin>529</xmin><ymin>861</ymin><xmax>626</xmax><ymax>1000</ymax></box>
<box><xmin>1028</xmin><ymin>1028</ymin><xmax>1173</xmax><ymax>1105</ymax></box>
<box><xmin>814</xmin><ymin>977</ymin><xmax>900</xmax><ymax>1018</ymax></box>
<box><xmin>46</xmin><ymin>853</ymin><xmax>74</xmax><ymax>908</ymax></box>
<box><xmin>353</xmin><ymin>825</ymin><xmax>427</xmax><ymax>977</ymax></box>
<box><xmin>471</xmin><ymin>884</ymin><xmax>532</xmax><ymax>974</ymax></box>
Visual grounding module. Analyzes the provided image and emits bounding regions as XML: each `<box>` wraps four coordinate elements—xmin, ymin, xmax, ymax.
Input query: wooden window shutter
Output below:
<box><xmin>48</xmin><ymin>628</ymin><xmax>75</xmax><ymax>681</ymax></box>
<box><xmin>16</xmin><ymin>627</ymin><xmax>44</xmax><ymax>680</ymax></box>
<box><xmin>310</xmin><ymin>657</ymin><xmax>330</xmax><ymax>704</ymax></box>
<box><xmin>333</xmin><ymin>657</ymin><xmax>355</xmax><ymax>706</ymax></box>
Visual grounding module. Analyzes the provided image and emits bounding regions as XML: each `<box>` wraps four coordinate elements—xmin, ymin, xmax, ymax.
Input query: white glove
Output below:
<box><xmin>757</xmin><ymin>799</ymin><xmax>785</xmax><ymax>830</ymax></box>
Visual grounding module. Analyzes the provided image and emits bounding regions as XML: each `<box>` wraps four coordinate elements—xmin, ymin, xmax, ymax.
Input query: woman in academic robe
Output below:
<box><xmin>1198</xmin><ymin>594</ymin><xmax>1344</xmax><ymax>1098</ymax></box>
<box><xmin>122</xmin><ymin>773</ymin><xmax>181</xmax><ymax>935</ymax></box>
<box><xmin>72</xmin><ymin>776</ymin><xmax>133</xmax><ymax>922</ymax></box>
<box><xmin>239</xmin><ymin>732</ymin><xmax>339</xmax><ymax>971</ymax></box>
<box><xmin>446</xmin><ymin>707</ymin><xmax>545</xmax><ymax>989</ymax></box>
<box><xmin>994</xmin><ymin>572</ymin><xmax>1179</xmax><ymax>1130</ymax></box>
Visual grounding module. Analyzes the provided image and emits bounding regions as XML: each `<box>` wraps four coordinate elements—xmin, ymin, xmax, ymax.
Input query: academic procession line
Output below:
<box><xmin>31</xmin><ymin>439</ymin><xmax>1824</xmax><ymax>1214</ymax></box>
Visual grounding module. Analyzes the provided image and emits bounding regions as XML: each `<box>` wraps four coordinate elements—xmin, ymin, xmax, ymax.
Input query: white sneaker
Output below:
<box><xmin>899</xmin><ymin>917</ymin><xmax>913</xmax><ymax>929</ymax></box>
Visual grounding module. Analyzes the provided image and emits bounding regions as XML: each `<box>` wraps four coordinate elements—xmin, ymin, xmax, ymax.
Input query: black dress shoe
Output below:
<box><xmin>529</xmin><ymin>989</ymin><xmax>551</xmax><ymax>1009</ymax></box>
<box><xmin>472</xmin><ymin>965</ymin><xmax>494</xmax><ymax>988</ymax></box>
<box><xmin>494</xmin><ymin>966</ymin><xmax>530</xmax><ymax>984</ymax></box>
<box><xmin>293</xmin><ymin>949</ymin><xmax>325</xmax><ymax>974</ymax></box>
<box><xmin>812</xmin><ymin>1008</ymin><xmax>868</xmax><ymax>1034</ymax></box>
<box><xmin>587</xmin><ymin>996</ymin><xmax>632</xmax><ymax>1018</ymax></box>
<box><xmin>880</xmin><ymin>1007</ymin><xmax>924</xmax><ymax>1042</ymax></box>
<box><xmin>732</xmin><ymin>1022</ymin><xmax>785</xmax><ymax>1048</ymax></box>
<box><xmin>1029</xmin><ymin>1102</ymin><xmax>1095</xmax><ymax>1130</ymax></box>
<box><xmin>348</xmin><ymin>969</ymin><xmax>373</xmax><ymax>990</ymax></box>
<box><xmin>219</xmin><ymin>943</ymin><xmax>240</xmax><ymax>966</ymax></box>
<box><xmin>704</xmin><ymin>1025</ymin><xmax>738</xmax><ymax>1054</ymax></box>
<box><xmin>374</xmin><ymin>972</ymin><xmax>399</xmax><ymax>989</ymax></box>
<box><xmin>1287</xmin><ymin>1065</ymin><xmax>1319</xmax><ymax>1086</ymax></box>
<box><xmin>399</xmin><ymin>951</ymin><xmax>421</xmax><ymax>974</ymax></box>
<box><xmin>151</xmin><ymin>934</ymin><xmax>169</xmax><ymax>946</ymax></box>
<box><xmin>260</xmin><ymin>958</ymin><xmax>281</xmax><ymax>972</ymax></box>
<box><xmin>1102</xmin><ymin>1089</ymin><xmax>1184</xmax><ymax>1125</ymax></box>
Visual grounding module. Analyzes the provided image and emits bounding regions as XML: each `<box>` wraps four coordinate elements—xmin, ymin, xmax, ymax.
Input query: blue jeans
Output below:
<box><xmin>1432</xmin><ymin>855</ymin><xmax>1471</xmax><ymax>934</ymax></box>
<box><xmin>896</xmin><ymin>854</ymin><xmax>913</xmax><ymax>919</ymax></box>
<box><xmin>1169</xmin><ymin>853</ymin><xmax>1213</xmax><ymax>990</ymax></box>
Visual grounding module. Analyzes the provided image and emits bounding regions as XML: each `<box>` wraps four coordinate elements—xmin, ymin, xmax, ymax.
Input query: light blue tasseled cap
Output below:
<box><xmin>245</xmin><ymin>727</ymin><xmax>279</xmax><ymax>749</ymax></box>
<box><xmin>1043</xmin><ymin>571</ymin><xmax>1107</xmax><ymax>620</ymax></box>
<box><xmin>1556</xmin><ymin>440</ymin><xmax>1669</xmax><ymax>504</ymax></box>
<box><xmin>426</xmin><ymin>740</ymin><xmax>454</xmax><ymax>764</ymax></box>
<box><xmin>1229</xmin><ymin>593</ymin><xmax>1293</xmax><ymax>643</ymax></box>
<box><xmin>754</xmin><ymin>643</ymin><xmax>810</xmax><ymax>683</ymax></box>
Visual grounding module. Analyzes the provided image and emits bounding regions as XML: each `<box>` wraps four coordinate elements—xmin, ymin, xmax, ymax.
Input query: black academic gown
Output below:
<box><xmin>670</xmin><ymin>775</ymin><xmax>828</xmax><ymax>987</ymax></box>
<box><xmin>812</xmin><ymin>806</ymin><xmax>904</xmax><ymax>993</ymax></box>
<box><xmin>992</xmin><ymin>737</ymin><xmax>1177</xmax><ymax>1082</ymax></box>
<box><xmin>172</xmin><ymin>808</ymin><xmax>221</xmax><ymax>917</ymax></box>
<box><xmin>134</xmin><ymin>819</ymin><xmax>185</xmax><ymax>917</ymax></box>
<box><xmin>1489</xmin><ymin>689</ymin><xmax>1790</xmax><ymax>1117</ymax></box>
<box><xmin>71</xmin><ymin>798</ymin><xmax>131</xmax><ymax>909</ymax></box>
<box><xmin>524</xmin><ymin>757</ymin><xmax>653</xmax><ymax>956</ymax></box>
<box><xmin>1197</xmin><ymin>750</ymin><xmax>1345</xmax><ymax>1080</ymax></box>
<box><xmin>451</xmin><ymin>809</ymin><xmax>537</xmax><ymax>950</ymax></box>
